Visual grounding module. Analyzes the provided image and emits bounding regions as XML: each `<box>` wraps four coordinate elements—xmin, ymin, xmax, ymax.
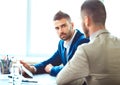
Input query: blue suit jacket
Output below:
<box><xmin>34</xmin><ymin>29</ymin><xmax>89</xmax><ymax>76</ymax></box>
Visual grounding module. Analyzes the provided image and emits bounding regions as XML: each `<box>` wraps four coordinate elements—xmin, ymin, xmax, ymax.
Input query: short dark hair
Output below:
<box><xmin>81</xmin><ymin>0</ymin><xmax>106</xmax><ymax>25</ymax></box>
<box><xmin>53</xmin><ymin>11</ymin><xmax>71</xmax><ymax>22</ymax></box>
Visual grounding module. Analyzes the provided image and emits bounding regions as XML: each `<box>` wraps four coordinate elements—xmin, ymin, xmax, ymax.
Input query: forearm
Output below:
<box><xmin>34</xmin><ymin>63</ymin><xmax>46</xmax><ymax>74</ymax></box>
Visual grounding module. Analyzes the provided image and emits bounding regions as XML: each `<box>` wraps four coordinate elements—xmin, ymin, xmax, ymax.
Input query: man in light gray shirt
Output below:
<box><xmin>56</xmin><ymin>0</ymin><xmax>120</xmax><ymax>85</ymax></box>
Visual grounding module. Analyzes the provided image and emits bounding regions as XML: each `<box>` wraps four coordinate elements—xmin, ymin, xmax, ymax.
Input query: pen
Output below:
<box><xmin>22</xmin><ymin>79</ymin><xmax>38</xmax><ymax>83</ymax></box>
<box><xmin>8</xmin><ymin>75</ymin><xmax>12</xmax><ymax>78</ymax></box>
<box><xmin>8</xmin><ymin>75</ymin><xmax>38</xmax><ymax>83</ymax></box>
<box><xmin>8</xmin><ymin>75</ymin><xmax>19</xmax><ymax>79</ymax></box>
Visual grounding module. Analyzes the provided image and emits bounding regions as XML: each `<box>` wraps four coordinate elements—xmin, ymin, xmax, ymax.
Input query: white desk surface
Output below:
<box><xmin>0</xmin><ymin>74</ymin><xmax>56</xmax><ymax>85</ymax></box>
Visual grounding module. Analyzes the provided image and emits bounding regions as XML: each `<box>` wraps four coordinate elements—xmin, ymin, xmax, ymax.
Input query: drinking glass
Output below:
<box><xmin>9</xmin><ymin>59</ymin><xmax>22</xmax><ymax>85</ymax></box>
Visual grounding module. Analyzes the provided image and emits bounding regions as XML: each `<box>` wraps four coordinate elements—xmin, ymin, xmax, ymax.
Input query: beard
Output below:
<box><xmin>60</xmin><ymin>27</ymin><xmax>73</xmax><ymax>41</ymax></box>
<box><xmin>60</xmin><ymin>33</ymin><xmax>67</xmax><ymax>40</ymax></box>
<box><xmin>60</xmin><ymin>31</ymin><xmax>72</xmax><ymax>41</ymax></box>
<box><xmin>82</xmin><ymin>22</ymin><xmax>89</xmax><ymax>38</ymax></box>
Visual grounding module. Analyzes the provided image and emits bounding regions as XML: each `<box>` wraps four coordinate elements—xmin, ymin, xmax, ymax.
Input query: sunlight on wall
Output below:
<box><xmin>29</xmin><ymin>0</ymin><xmax>85</xmax><ymax>56</ymax></box>
<box><xmin>0</xmin><ymin>0</ymin><xmax>27</xmax><ymax>57</ymax></box>
<box><xmin>104</xmin><ymin>0</ymin><xmax>120</xmax><ymax>37</ymax></box>
<box><xmin>0</xmin><ymin>0</ymin><xmax>119</xmax><ymax>57</ymax></box>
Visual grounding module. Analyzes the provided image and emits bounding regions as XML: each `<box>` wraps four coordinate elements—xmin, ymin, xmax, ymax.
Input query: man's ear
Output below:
<box><xmin>70</xmin><ymin>22</ymin><xmax>74</xmax><ymax>28</ymax></box>
<box><xmin>84</xmin><ymin>16</ymin><xmax>89</xmax><ymax>27</ymax></box>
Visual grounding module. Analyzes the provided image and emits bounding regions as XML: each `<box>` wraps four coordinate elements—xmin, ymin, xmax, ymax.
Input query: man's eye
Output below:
<box><xmin>55</xmin><ymin>27</ymin><xmax>59</xmax><ymax>30</ymax></box>
<box><xmin>61</xmin><ymin>24</ymin><xmax>66</xmax><ymax>28</ymax></box>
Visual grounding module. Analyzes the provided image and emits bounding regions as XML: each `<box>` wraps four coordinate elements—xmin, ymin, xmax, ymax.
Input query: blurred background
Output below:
<box><xmin>0</xmin><ymin>0</ymin><xmax>119</xmax><ymax>59</ymax></box>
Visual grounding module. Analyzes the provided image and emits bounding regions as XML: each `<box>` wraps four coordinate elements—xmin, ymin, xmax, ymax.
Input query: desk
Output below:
<box><xmin>0</xmin><ymin>74</ymin><xmax>56</xmax><ymax>85</ymax></box>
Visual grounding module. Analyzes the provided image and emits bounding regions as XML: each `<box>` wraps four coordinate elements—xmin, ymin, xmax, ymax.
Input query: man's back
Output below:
<box><xmin>84</xmin><ymin>29</ymin><xmax>120</xmax><ymax>85</ymax></box>
<box><xmin>56</xmin><ymin>1</ymin><xmax>120</xmax><ymax>85</ymax></box>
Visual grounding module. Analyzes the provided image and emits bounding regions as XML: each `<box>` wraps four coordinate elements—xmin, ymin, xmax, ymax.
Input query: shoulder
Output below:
<box><xmin>59</xmin><ymin>39</ymin><xmax>64</xmax><ymax>44</ymax></box>
<box><xmin>75</xmin><ymin>29</ymin><xmax>83</xmax><ymax>36</ymax></box>
<box><xmin>74</xmin><ymin>29</ymin><xmax>89</xmax><ymax>44</ymax></box>
<box><xmin>75</xmin><ymin>29</ymin><xmax>89</xmax><ymax>40</ymax></box>
<box><xmin>57</xmin><ymin>40</ymin><xmax>64</xmax><ymax>48</ymax></box>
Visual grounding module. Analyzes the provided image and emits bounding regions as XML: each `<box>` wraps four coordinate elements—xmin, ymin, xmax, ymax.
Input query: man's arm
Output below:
<box><xmin>56</xmin><ymin>46</ymin><xmax>89</xmax><ymax>85</ymax></box>
<box><xmin>20</xmin><ymin>51</ymin><xmax>62</xmax><ymax>77</ymax></box>
<box><xmin>33</xmin><ymin>50</ymin><xmax>62</xmax><ymax>74</ymax></box>
<box><xmin>44</xmin><ymin>64</ymin><xmax>63</xmax><ymax>76</ymax></box>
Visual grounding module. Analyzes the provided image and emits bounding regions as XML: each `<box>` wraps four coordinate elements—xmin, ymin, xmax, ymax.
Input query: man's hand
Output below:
<box><xmin>45</xmin><ymin>64</ymin><xmax>53</xmax><ymax>73</ymax></box>
<box><xmin>20</xmin><ymin>60</ymin><xmax>36</xmax><ymax>78</ymax></box>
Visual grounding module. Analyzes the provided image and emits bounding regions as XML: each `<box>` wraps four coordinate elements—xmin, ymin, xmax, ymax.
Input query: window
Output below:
<box><xmin>0</xmin><ymin>0</ymin><xmax>27</xmax><ymax>57</ymax></box>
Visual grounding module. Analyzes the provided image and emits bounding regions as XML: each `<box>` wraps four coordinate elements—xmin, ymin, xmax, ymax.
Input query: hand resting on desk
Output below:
<box><xmin>44</xmin><ymin>64</ymin><xmax>53</xmax><ymax>73</ymax></box>
<box><xmin>20</xmin><ymin>60</ymin><xmax>36</xmax><ymax>78</ymax></box>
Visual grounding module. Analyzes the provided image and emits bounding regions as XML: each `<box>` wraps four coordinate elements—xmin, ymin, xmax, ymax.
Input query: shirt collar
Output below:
<box><xmin>90</xmin><ymin>29</ymin><xmax>109</xmax><ymax>41</ymax></box>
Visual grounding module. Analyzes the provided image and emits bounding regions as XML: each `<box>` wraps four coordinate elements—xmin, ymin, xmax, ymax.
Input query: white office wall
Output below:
<box><xmin>29</xmin><ymin>0</ymin><xmax>85</xmax><ymax>56</ymax></box>
<box><xmin>26</xmin><ymin>0</ymin><xmax>120</xmax><ymax>57</ymax></box>
<box><xmin>0</xmin><ymin>0</ymin><xmax>27</xmax><ymax>57</ymax></box>
<box><xmin>104</xmin><ymin>0</ymin><xmax>120</xmax><ymax>37</ymax></box>
<box><xmin>0</xmin><ymin>0</ymin><xmax>119</xmax><ymax>57</ymax></box>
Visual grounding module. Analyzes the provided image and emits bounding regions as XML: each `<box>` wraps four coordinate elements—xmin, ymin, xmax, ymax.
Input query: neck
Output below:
<box><xmin>89</xmin><ymin>24</ymin><xmax>105</xmax><ymax>36</ymax></box>
<box><xmin>65</xmin><ymin>29</ymin><xmax>75</xmax><ymax>43</ymax></box>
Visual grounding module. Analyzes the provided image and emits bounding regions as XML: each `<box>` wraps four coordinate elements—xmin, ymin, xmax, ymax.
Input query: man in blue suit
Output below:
<box><xmin>20</xmin><ymin>11</ymin><xmax>89</xmax><ymax>77</ymax></box>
